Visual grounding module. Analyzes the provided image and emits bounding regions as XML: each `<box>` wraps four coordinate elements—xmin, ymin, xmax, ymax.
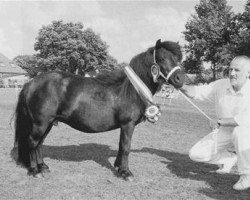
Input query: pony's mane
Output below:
<box><xmin>94</xmin><ymin>68</ymin><xmax>127</xmax><ymax>86</ymax></box>
<box><xmin>94</xmin><ymin>69</ymin><xmax>135</xmax><ymax>99</ymax></box>
<box><xmin>161</xmin><ymin>41</ymin><xmax>182</xmax><ymax>62</ymax></box>
<box><xmin>148</xmin><ymin>41</ymin><xmax>182</xmax><ymax>62</ymax></box>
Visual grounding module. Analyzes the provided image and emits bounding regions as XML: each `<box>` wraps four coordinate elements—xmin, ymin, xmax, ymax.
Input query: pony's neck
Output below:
<box><xmin>140</xmin><ymin>73</ymin><xmax>158</xmax><ymax>95</ymax></box>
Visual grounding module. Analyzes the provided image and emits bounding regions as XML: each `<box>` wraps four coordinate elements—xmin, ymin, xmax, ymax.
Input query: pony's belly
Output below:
<box><xmin>69</xmin><ymin>123</ymin><xmax>119</xmax><ymax>133</ymax></box>
<box><xmin>66</xmin><ymin>119</ymin><xmax>119</xmax><ymax>133</ymax></box>
<box><xmin>65</xmin><ymin>108</ymin><xmax>119</xmax><ymax>133</ymax></box>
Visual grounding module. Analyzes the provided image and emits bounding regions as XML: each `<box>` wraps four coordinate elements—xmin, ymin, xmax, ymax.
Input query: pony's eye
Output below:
<box><xmin>157</xmin><ymin>58</ymin><xmax>165</xmax><ymax>62</ymax></box>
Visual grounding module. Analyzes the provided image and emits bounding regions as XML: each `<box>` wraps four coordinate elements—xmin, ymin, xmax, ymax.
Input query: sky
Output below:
<box><xmin>0</xmin><ymin>0</ymin><xmax>247</xmax><ymax>63</ymax></box>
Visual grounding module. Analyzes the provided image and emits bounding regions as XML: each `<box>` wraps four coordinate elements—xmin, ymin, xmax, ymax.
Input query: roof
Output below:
<box><xmin>0</xmin><ymin>53</ymin><xmax>27</xmax><ymax>74</ymax></box>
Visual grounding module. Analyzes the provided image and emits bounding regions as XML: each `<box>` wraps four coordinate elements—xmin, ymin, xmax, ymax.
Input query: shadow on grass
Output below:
<box><xmin>43</xmin><ymin>144</ymin><xmax>250</xmax><ymax>199</ymax></box>
<box><xmin>43</xmin><ymin>143</ymin><xmax>118</xmax><ymax>174</ymax></box>
<box><xmin>135</xmin><ymin>147</ymin><xmax>250</xmax><ymax>200</ymax></box>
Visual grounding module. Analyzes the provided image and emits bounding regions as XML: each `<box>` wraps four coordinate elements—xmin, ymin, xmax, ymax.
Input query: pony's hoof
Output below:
<box><xmin>27</xmin><ymin>167</ymin><xmax>44</xmax><ymax>178</ymax></box>
<box><xmin>117</xmin><ymin>168</ymin><xmax>134</xmax><ymax>181</ymax></box>
<box><xmin>34</xmin><ymin>173</ymin><xmax>44</xmax><ymax>178</ymax></box>
<box><xmin>28</xmin><ymin>171</ymin><xmax>44</xmax><ymax>178</ymax></box>
<box><xmin>125</xmin><ymin>176</ymin><xmax>134</xmax><ymax>182</ymax></box>
<box><xmin>38</xmin><ymin>163</ymin><xmax>50</xmax><ymax>173</ymax></box>
<box><xmin>41</xmin><ymin>168</ymin><xmax>50</xmax><ymax>173</ymax></box>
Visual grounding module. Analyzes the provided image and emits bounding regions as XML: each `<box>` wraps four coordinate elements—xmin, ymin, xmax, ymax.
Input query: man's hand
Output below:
<box><xmin>209</xmin><ymin>120</ymin><xmax>220</xmax><ymax>130</ymax></box>
<box><xmin>217</xmin><ymin>118</ymin><xmax>238</xmax><ymax>127</ymax></box>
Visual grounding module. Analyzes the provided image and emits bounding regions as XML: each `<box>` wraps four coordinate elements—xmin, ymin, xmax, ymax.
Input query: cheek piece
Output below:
<box><xmin>151</xmin><ymin>64</ymin><xmax>181</xmax><ymax>83</ymax></box>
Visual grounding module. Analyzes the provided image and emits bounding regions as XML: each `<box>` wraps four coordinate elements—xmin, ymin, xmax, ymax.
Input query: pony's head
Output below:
<box><xmin>151</xmin><ymin>39</ymin><xmax>185</xmax><ymax>89</ymax></box>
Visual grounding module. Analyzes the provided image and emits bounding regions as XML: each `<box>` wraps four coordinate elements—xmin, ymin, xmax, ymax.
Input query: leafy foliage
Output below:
<box><xmin>228</xmin><ymin>1</ymin><xmax>250</xmax><ymax>57</ymax></box>
<box><xmin>183</xmin><ymin>0</ymin><xmax>234</xmax><ymax>80</ymax></box>
<box><xmin>182</xmin><ymin>55</ymin><xmax>202</xmax><ymax>74</ymax></box>
<box><xmin>13</xmin><ymin>55</ymin><xmax>38</xmax><ymax>77</ymax></box>
<box><xmin>34</xmin><ymin>20</ymin><xmax>118</xmax><ymax>76</ymax></box>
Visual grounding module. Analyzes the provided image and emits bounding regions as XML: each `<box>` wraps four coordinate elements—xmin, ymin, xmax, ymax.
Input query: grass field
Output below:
<box><xmin>0</xmin><ymin>88</ymin><xmax>249</xmax><ymax>200</ymax></box>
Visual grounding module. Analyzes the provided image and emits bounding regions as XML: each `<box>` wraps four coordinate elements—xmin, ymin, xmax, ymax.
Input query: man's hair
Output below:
<box><xmin>230</xmin><ymin>56</ymin><xmax>250</xmax><ymax>79</ymax></box>
<box><xmin>231</xmin><ymin>55</ymin><xmax>250</xmax><ymax>70</ymax></box>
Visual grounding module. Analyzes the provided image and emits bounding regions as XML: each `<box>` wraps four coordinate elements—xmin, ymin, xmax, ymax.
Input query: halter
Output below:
<box><xmin>151</xmin><ymin>49</ymin><xmax>181</xmax><ymax>83</ymax></box>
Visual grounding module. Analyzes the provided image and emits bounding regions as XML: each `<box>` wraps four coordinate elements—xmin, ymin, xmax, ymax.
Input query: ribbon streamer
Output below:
<box><xmin>123</xmin><ymin>65</ymin><xmax>154</xmax><ymax>105</ymax></box>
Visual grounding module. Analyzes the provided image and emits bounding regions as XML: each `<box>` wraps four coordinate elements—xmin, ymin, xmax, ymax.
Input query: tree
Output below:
<box><xmin>34</xmin><ymin>20</ymin><xmax>118</xmax><ymax>76</ymax></box>
<box><xmin>183</xmin><ymin>0</ymin><xmax>234</xmax><ymax>80</ymax></box>
<box><xmin>228</xmin><ymin>0</ymin><xmax>250</xmax><ymax>57</ymax></box>
<box><xmin>182</xmin><ymin>55</ymin><xmax>203</xmax><ymax>74</ymax></box>
<box><xmin>13</xmin><ymin>55</ymin><xmax>38</xmax><ymax>77</ymax></box>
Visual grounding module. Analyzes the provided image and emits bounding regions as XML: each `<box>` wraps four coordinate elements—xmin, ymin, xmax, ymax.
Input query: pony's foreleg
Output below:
<box><xmin>114</xmin><ymin>122</ymin><xmax>135</xmax><ymax>181</ymax></box>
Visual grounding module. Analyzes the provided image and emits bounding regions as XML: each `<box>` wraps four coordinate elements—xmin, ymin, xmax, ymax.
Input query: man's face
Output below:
<box><xmin>229</xmin><ymin>59</ymin><xmax>250</xmax><ymax>90</ymax></box>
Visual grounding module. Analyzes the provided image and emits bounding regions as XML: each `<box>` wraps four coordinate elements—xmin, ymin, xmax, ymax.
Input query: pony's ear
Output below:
<box><xmin>155</xmin><ymin>39</ymin><xmax>162</xmax><ymax>49</ymax></box>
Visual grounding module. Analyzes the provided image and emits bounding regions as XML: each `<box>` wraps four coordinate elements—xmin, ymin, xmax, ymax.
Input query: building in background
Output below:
<box><xmin>0</xmin><ymin>53</ymin><xmax>29</xmax><ymax>87</ymax></box>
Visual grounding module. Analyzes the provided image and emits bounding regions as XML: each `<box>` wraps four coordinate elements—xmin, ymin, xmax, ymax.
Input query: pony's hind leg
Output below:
<box><xmin>28</xmin><ymin>149</ymin><xmax>41</xmax><ymax>177</ymax></box>
<box><xmin>37</xmin><ymin>145</ymin><xmax>50</xmax><ymax>173</ymax></box>
<box><xmin>36</xmin><ymin>123</ymin><xmax>53</xmax><ymax>174</ymax></box>
<box><xmin>27</xmin><ymin>123</ymin><xmax>52</xmax><ymax>177</ymax></box>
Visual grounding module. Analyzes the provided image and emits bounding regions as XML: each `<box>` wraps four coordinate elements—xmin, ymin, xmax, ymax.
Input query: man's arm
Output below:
<box><xmin>218</xmin><ymin>118</ymin><xmax>238</xmax><ymax>127</ymax></box>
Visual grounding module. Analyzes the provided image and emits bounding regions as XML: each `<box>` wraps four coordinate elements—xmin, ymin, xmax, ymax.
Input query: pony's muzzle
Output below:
<box><xmin>169</xmin><ymin>70</ymin><xmax>185</xmax><ymax>89</ymax></box>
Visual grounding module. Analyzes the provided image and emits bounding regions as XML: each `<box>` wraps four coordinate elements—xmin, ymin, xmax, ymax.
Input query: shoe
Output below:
<box><xmin>233</xmin><ymin>175</ymin><xmax>250</xmax><ymax>190</ymax></box>
<box><xmin>216</xmin><ymin>155</ymin><xmax>237</xmax><ymax>174</ymax></box>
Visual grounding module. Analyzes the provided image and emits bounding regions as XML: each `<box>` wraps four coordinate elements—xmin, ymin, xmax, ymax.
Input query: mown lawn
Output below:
<box><xmin>0</xmin><ymin>89</ymin><xmax>249</xmax><ymax>200</ymax></box>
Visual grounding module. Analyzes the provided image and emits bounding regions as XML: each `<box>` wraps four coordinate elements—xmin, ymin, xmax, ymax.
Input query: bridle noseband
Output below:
<box><xmin>151</xmin><ymin>49</ymin><xmax>181</xmax><ymax>83</ymax></box>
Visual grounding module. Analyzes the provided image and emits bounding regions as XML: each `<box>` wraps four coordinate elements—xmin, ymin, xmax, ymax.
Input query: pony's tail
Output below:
<box><xmin>12</xmin><ymin>84</ymin><xmax>32</xmax><ymax>168</ymax></box>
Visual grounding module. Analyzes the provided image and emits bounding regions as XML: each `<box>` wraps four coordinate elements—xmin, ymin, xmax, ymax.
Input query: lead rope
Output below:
<box><xmin>178</xmin><ymin>90</ymin><xmax>217</xmax><ymax>153</ymax></box>
<box><xmin>178</xmin><ymin>91</ymin><xmax>212</xmax><ymax>121</ymax></box>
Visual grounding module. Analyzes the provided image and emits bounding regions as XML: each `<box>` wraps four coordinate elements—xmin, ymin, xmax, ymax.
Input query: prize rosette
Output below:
<box><xmin>145</xmin><ymin>105</ymin><xmax>161</xmax><ymax>123</ymax></box>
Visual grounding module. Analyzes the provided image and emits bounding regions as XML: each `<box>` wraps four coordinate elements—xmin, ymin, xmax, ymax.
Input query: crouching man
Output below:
<box><xmin>180</xmin><ymin>56</ymin><xmax>250</xmax><ymax>190</ymax></box>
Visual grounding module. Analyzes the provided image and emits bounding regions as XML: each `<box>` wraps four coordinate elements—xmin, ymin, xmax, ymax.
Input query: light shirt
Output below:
<box><xmin>193</xmin><ymin>79</ymin><xmax>250</xmax><ymax>127</ymax></box>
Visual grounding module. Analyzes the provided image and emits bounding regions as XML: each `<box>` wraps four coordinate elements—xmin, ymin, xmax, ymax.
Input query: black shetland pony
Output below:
<box><xmin>13</xmin><ymin>39</ymin><xmax>184</xmax><ymax>180</ymax></box>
